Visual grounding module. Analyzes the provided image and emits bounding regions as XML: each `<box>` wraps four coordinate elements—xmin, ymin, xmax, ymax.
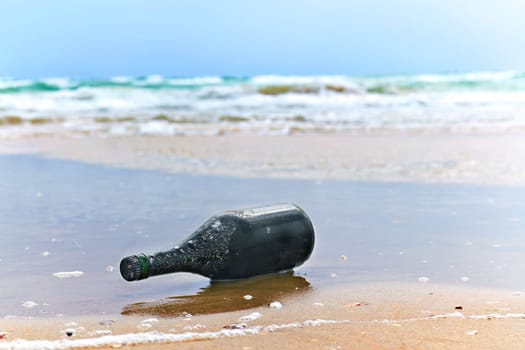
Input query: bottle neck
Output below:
<box><xmin>148</xmin><ymin>248</ymin><xmax>192</xmax><ymax>277</ymax></box>
<box><xmin>133</xmin><ymin>254</ymin><xmax>150</xmax><ymax>279</ymax></box>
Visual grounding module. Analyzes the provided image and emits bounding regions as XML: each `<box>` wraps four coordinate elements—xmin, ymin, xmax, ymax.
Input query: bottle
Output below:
<box><xmin>120</xmin><ymin>203</ymin><xmax>315</xmax><ymax>281</ymax></box>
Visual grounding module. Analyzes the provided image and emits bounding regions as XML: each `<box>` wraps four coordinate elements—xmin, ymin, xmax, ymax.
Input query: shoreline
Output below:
<box><xmin>1</xmin><ymin>130</ymin><xmax>524</xmax><ymax>186</ymax></box>
<box><xmin>2</xmin><ymin>282</ymin><xmax>525</xmax><ymax>349</ymax></box>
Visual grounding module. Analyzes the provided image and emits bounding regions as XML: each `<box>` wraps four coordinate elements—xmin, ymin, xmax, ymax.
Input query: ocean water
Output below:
<box><xmin>1</xmin><ymin>71</ymin><xmax>525</xmax><ymax>137</ymax></box>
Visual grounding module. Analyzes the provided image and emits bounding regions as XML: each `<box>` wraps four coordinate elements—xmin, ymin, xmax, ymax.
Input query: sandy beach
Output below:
<box><xmin>2</xmin><ymin>129</ymin><xmax>525</xmax><ymax>185</ymax></box>
<box><xmin>1</xmin><ymin>130</ymin><xmax>525</xmax><ymax>349</ymax></box>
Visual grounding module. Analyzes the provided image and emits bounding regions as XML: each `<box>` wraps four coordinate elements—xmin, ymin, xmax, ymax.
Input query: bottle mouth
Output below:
<box><xmin>120</xmin><ymin>254</ymin><xmax>150</xmax><ymax>281</ymax></box>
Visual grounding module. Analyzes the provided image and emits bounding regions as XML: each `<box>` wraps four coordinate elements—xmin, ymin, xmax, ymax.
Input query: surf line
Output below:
<box><xmin>2</xmin><ymin>312</ymin><xmax>525</xmax><ymax>349</ymax></box>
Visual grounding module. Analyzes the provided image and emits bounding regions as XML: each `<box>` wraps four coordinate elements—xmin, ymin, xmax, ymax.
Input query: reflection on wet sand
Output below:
<box><xmin>122</xmin><ymin>272</ymin><xmax>311</xmax><ymax>317</ymax></box>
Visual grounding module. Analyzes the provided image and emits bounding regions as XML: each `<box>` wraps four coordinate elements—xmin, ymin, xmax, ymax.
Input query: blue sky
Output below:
<box><xmin>1</xmin><ymin>0</ymin><xmax>525</xmax><ymax>79</ymax></box>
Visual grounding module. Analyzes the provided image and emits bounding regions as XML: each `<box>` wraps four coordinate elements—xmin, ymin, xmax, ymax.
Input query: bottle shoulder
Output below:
<box><xmin>181</xmin><ymin>213</ymin><xmax>242</xmax><ymax>250</ymax></box>
<box><xmin>226</xmin><ymin>204</ymin><xmax>301</xmax><ymax>220</ymax></box>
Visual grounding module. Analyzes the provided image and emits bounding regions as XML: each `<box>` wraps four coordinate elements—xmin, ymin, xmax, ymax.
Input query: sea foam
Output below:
<box><xmin>2</xmin><ymin>72</ymin><xmax>525</xmax><ymax>138</ymax></box>
<box><xmin>2</xmin><ymin>312</ymin><xmax>523</xmax><ymax>349</ymax></box>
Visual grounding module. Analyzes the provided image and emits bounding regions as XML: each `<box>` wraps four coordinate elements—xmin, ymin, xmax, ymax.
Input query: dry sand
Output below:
<box><xmin>2</xmin><ymin>130</ymin><xmax>525</xmax><ymax>349</ymax></box>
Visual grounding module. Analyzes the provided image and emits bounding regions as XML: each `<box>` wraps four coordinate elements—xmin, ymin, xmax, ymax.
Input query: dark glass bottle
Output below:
<box><xmin>120</xmin><ymin>204</ymin><xmax>315</xmax><ymax>281</ymax></box>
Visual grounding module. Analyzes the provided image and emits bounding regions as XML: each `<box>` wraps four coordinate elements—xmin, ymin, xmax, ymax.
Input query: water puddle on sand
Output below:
<box><xmin>122</xmin><ymin>272</ymin><xmax>310</xmax><ymax>317</ymax></box>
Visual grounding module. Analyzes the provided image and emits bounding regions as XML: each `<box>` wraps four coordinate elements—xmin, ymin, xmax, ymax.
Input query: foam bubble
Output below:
<box><xmin>52</xmin><ymin>271</ymin><xmax>84</xmax><ymax>278</ymax></box>
<box><xmin>238</xmin><ymin>312</ymin><xmax>262</xmax><ymax>322</ymax></box>
<box><xmin>21</xmin><ymin>301</ymin><xmax>38</xmax><ymax>309</ymax></box>
<box><xmin>269</xmin><ymin>301</ymin><xmax>283</xmax><ymax>310</ymax></box>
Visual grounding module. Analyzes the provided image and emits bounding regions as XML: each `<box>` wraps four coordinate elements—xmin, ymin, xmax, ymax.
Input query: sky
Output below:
<box><xmin>1</xmin><ymin>0</ymin><xmax>525</xmax><ymax>79</ymax></box>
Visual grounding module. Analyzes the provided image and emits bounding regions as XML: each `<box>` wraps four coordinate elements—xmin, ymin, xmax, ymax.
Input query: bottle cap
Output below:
<box><xmin>120</xmin><ymin>255</ymin><xmax>150</xmax><ymax>281</ymax></box>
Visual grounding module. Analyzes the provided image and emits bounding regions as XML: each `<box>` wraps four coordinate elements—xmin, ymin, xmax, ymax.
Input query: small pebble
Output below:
<box><xmin>329</xmin><ymin>273</ymin><xmax>337</xmax><ymax>278</ymax></box>
<box><xmin>106</xmin><ymin>266</ymin><xmax>114</xmax><ymax>272</ymax></box>
<box><xmin>344</xmin><ymin>302</ymin><xmax>368</xmax><ymax>308</ymax></box>
<box><xmin>339</xmin><ymin>255</ymin><xmax>347</xmax><ymax>261</ymax></box>
<box><xmin>460</xmin><ymin>276</ymin><xmax>470</xmax><ymax>282</ymax></box>
<box><xmin>455</xmin><ymin>306</ymin><xmax>463</xmax><ymax>310</ymax></box>
<box><xmin>65</xmin><ymin>329</ymin><xmax>75</xmax><ymax>337</ymax></box>
<box><xmin>466</xmin><ymin>330</ymin><xmax>478</xmax><ymax>336</ymax></box>
<box><xmin>183</xmin><ymin>324</ymin><xmax>206</xmax><ymax>331</ymax></box>
<box><xmin>181</xmin><ymin>312</ymin><xmax>193</xmax><ymax>319</ymax></box>
<box><xmin>0</xmin><ymin>331</ymin><xmax>8</xmax><ymax>339</ymax></box>
<box><xmin>312</xmin><ymin>302</ymin><xmax>324</xmax><ymax>307</ymax></box>
<box><xmin>99</xmin><ymin>320</ymin><xmax>115</xmax><ymax>326</ymax></box>
<box><xmin>89</xmin><ymin>330</ymin><xmax>112</xmax><ymax>336</ymax></box>
<box><xmin>141</xmin><ymin>318</ymin><xmax>159</xmax><ymax>324</ymax></box>
<box><xmin>269</xmin><ymin>301</ymin><xmax>283</xmax><ymax>310</ymax></box>
<box><xmin>223</xmin><ymin>322</ymin><xmax>247</xmax><ymax>329</ymax></box>
<box><xmin>418</xmin><ymin>277</ymin><xmax>429</xmax><ymax>283</ymax></box>
<box><xmin>243</xmin><ymin>294</ymin><xmax>253</xmax><ymax>300</ymax></box>
<box><xmin>41</xmin><ymin>251</ymin><xmax>50</xmax><ymax>257</ymax></box>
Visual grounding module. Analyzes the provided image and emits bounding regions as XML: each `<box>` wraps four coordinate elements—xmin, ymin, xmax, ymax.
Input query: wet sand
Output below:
<box><xmin>1</xmin><ymin>130</ymin><xmax>525</xmax><ymax>185</ymax></box>
<box><xmin>1</xmin><ymin>132</ymin><xmax>525</xmax><ymax>349</ymax></box>
<box><xmin>2</xmin><ymin>283</ymin><xmax>525</xmax><ymax>349</ymax></box>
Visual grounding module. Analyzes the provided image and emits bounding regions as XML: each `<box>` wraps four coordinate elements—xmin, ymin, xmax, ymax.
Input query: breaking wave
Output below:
<box><xmin>2</xmin><ymin>71</ymin><xmax>525</xmax><ymax>137</ymax></box>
